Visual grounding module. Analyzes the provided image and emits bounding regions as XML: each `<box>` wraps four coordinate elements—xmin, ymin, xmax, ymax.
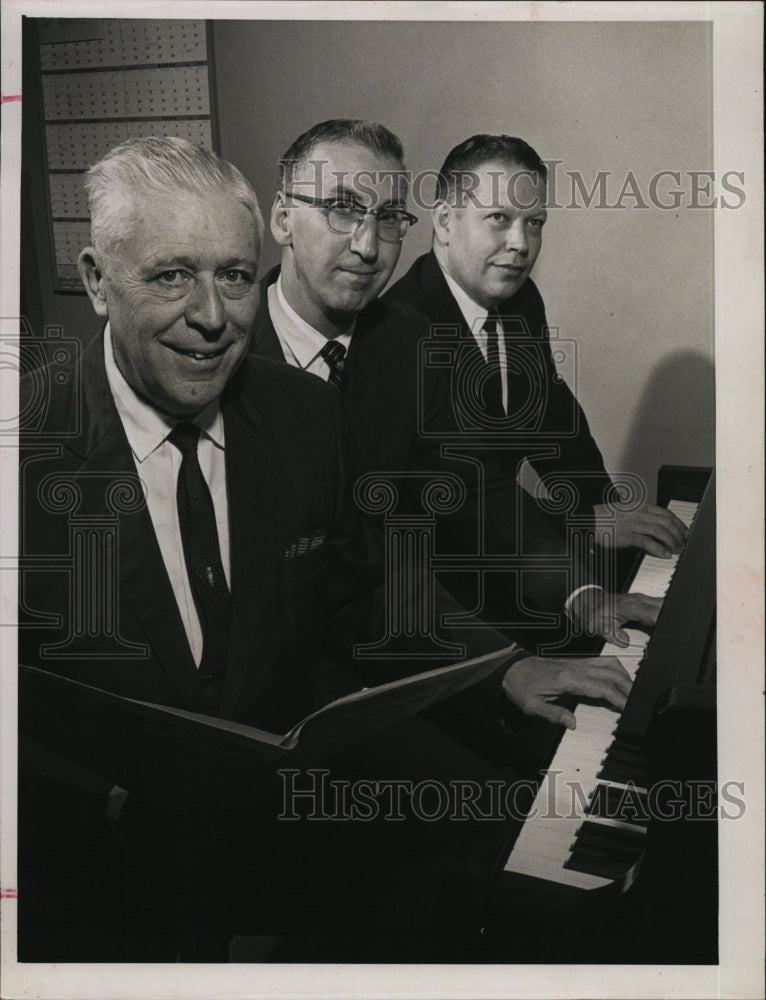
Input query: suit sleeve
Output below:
<box><xmin>522</xmin><ymin>283</ymin><xmax>615</xmax><ymax>512</ymax></box>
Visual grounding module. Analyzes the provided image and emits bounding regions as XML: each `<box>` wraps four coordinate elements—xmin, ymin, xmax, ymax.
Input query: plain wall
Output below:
<box><xmin>24</xmin><ymin>17</ymin><xmax>715</xmax><ymax>496</ymax></box>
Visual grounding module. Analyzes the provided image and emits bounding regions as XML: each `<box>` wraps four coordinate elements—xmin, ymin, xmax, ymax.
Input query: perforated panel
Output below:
<box><xmin>45</xmin><ymin>119</ymin><xmax>213</xmax><ymax>171</ymax></box>
<box><xmin>36</xmin><ymin>18</ymin><xmax>217</xmax><ymax>291</ymax></box>
<box><xmin>39</xmin><ymin>20</ymin><xmax>207</xmax><ymax>72</ymax></box>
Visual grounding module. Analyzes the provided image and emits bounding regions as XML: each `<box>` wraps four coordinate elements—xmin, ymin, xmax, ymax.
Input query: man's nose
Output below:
<box><xmin>349</xmin><ymin>213</ymin><xmax>380</xmax><ymax>262</ymax></box>
<box><xmin>185</xmin><ymin>275</ymin><xmax>226</xmax><ymax>336</ymax></box>
<box><xmin>504</xmin><ymin>218</ymin><xmax>529</xmax><ymax>256</ymax></box>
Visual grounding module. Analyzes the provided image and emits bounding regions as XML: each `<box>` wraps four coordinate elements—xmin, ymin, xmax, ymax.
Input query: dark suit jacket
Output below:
<box><xmin>19</xmin><ymin>333</ymin><xmax>360</xmax><ymax>739</ymax></box>
<box><xmin>253</xmin><ymin>269</ymin><xmax>460</xmax><ymax>490</ymax></box>
<box><xmin>384</xmin><ymin>251</ymin><xmax>614</xmax><ymax>514</ymax></box>
<box><xmin>18</xmin><ymin>334</ymin><xmax>380</xmax><ymax>959</ymax></box>
<box><xmin>252</xmin><ymin>267</ymin><xmax>595</xmax><ymax>638</ymax></box>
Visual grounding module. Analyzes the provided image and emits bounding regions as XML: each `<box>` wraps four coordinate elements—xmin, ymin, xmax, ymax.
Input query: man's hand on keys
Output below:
<box><xmin>502</xmin><ymin>655</ymin><xmax>633</xmax><ymax>730</ymax></box>
<box><xmin>569</xmin><ymin>588</ymin><xmax>663</xmax><ymax>647</ymax></box>
<box><xmin>593</xmin><ymin>503</ymin><xmax>688</xmax><ymax>558</ymax></box>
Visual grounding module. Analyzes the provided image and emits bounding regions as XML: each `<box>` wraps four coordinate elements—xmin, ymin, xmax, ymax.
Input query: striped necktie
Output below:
<box><xmin>320</xmin><ymin>340</ymin><xmax>347</xmax><ymax>393</ymax></box>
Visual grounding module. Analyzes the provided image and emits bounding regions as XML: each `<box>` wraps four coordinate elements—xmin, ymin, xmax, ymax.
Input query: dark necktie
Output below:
<box><xmin>320</xmin><ymin>340</ymin><xmax>347</xmax><ymax>393</ymax></box>
<box><xmin>482</xmin><ymin>309</ymin><xmax>505</xmax><ymax>417</ymax></box>
<box><xmin>168</xmin><ymin>422</ymin><xmax>231</xmax><ymax>697</ymax></box>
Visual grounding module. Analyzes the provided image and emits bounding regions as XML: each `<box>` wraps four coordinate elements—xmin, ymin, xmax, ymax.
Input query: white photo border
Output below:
<box><xmin>1</xmin><ymin>2</ymin><xmax>763</xmax><ymax>998</ymax></box>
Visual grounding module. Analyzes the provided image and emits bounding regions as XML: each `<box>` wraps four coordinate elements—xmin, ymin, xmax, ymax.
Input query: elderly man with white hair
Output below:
<box><xmin>18</xmin><ymin>136</ymin><xmax>376</xmax><ymax>962</ymax></box>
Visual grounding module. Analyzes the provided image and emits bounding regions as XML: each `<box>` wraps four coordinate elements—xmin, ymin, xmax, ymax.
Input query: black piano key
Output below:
<box><xmin>599</xmin><ymin>752</ymin><xmax>636</xmax><ymax>770</ymax></box>
<box><xmin>568</xmin><ymin>828</ymin><xmax>643</xmax><ymax>869</ymax></box>
<box><xmin>563</xmin><ymin>846</ymin><xmax>640</xmax><ymax>882</ymax></box>
<box><xmin>597</xmin><ymin>760</ymin><xmax>648</xmax><ymax>786</ymax></box>
<box><xmin>597</xmin><ymin>737</ymin><xmax>648</xmax><ymax>785</ymax></box>
<box><xmin>580</xmin><ymin>834</ymin><xmax>644</xmax><ymax>866</ymax></box>
<box><xmin>586</xmin><ymin>783</ymin><xmax>650</xmax><ymax>827</ymax></box>
<box><xmin>604</xmin><ymin>737</ymin><xmax>645</xmax><ymax>766</ymax></box>
<box><xmin>573</xmin><ymin>820</ymin><xmax>645</xmax><ymax>854</ymax></box>
<box><xmin>564</xmin><ymin>821</ymin><xmax>645</xmax><ymax>880</ymax></box>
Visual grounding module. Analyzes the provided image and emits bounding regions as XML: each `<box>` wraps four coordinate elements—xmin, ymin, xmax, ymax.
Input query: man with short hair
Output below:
<box><xmin>251</xmin><ymin>118</ymin><xmax>651</xmax><ymax>723</ymax></box>
<box><xmin>22</xmin><ymin>135</ymin><xmax>356</xmax><ymax>727</ymax></box>
<box><xmin>17</xmin><ymin>136</ymin><xmax>378</xmax><ymax>961</ymax></box>
<box><xmin>386</xmin><ymin>133</ymin><xmax>688</xmax><ymax>562</ymax></box>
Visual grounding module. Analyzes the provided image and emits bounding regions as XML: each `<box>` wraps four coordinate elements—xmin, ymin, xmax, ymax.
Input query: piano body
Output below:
<box><xmin>439</xmin><ymin>466</ymin><xmax>717</xmax><ymax>964</ymax></box>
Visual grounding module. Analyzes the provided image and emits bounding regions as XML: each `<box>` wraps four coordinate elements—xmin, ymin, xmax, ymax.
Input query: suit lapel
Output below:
<box><xmin>251</xmin><ymin>267</ymin><xmax>287</xmax><ymax>361</ymax></box>
<box><xmin>419</xmin><ymin>253</ymin><xmax>492</xmax><ymax>422</ymax></box>
<box><xmin>218</xmin><ymin>371</ymin><xmax>281</xmax><ymax>718</ymax></box>
<box><xmin>343</xmin><ymin>310</ymin><xmax>378</xmax><ymax>448</ymax></box>
<box><xmin>75</xmin><ymin>338</ymin><xmax>211</xmax><ymax>712</ymax></box>
<box><xmin>420</xmin><ymin>252</ymin><xmax>470</xmax><ymax>333</ymax></box>
<box><xmin>420</xmin><ymin>251</ymin><xmax>486</xmax><ymax>362</ymax></box>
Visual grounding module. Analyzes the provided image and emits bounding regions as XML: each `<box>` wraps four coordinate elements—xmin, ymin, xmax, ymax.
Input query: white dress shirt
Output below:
<box><xmin>441</xmin><ymin>268</ymin><xmax>509</xmax><ymax>415</ymax></box>
<box><xmin>267</xmin><ymin>276</ymin><xmax>353</xmax><ymax>378</ymax></box>
<box><xmin>103</xmin><ymin>325</ymin><xmax>230</xmax><ymax>666</ymax></box>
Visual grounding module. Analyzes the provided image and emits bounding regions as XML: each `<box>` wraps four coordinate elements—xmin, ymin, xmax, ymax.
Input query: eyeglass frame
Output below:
<box><xmin>282</xmin><ymin>190</ymin><xmax>418</xmax><ymax>243</ymax></box>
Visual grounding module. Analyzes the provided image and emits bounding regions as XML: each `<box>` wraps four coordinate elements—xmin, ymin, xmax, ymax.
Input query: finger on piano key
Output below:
<box><xmin>668</xmin><ymin>499</ymin><xmax>699</xmax><ymax>528</ymax></box>
<box><xmin>576</xmin><ymin>704</ymin><xmax>623</xmax><ymax>724</ymax></box>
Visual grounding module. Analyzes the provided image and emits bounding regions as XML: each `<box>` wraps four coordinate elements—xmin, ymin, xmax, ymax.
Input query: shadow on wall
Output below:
<box><xmin>617</xmin><ymin>349</ymin><xmax>715</xmax><ymax>498</ymax></box>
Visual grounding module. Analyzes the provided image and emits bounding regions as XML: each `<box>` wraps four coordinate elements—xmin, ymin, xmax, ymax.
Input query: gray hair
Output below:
<box><xmin>83</xmin><ymin>136</ymin><xmax>264</xmax><ymax>263</ymax></box>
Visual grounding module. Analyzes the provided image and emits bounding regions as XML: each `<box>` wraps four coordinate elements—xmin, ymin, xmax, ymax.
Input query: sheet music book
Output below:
<box><xmin>19</xmin><ymin>645</ymin><xmax>520</xmax><ymax>794</ymax></box>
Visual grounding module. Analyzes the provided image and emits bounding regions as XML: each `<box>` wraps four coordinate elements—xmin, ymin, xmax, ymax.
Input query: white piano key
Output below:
<box><xmin>573</xmin><ymin>709</ymin><xmax>620</xmax><ymax>729</ymax></box>
<box><xmin>514</xmin><ymin>823</ymin><xmax>578</xmax><ymax>856</ymax></box>
<box><xmin>595</xmin><ymin>779</ymin><xmax>648</xmax><ymax>794</ymax></box>
<box><xmin>535</xmin><ymin>779</ymin><xmax>598</xmax><ymax>819</ymax></box>
<box><xmin>535</xmin><ymin>807</ymin><xmax>594</xmax><ymax>832</ymax></box>
<box><xmin>556</xmin><ymin>734</ymin><xmax>612</xmax><ymax>751</ymax></box>
<box><xmin>543</xmin><ymin>759</ymin><xmax>601</xmax><ymax>786</ymax></box>
<box><xmin>560</xmin><ymin>733</ymin><xmax>612</xmax><ymax>751</ymax></box>
<box><xmin>568</xmin><ymin>719</ymin><xmax>617</xmax><ymax>735</ymax></box>
<box><xmin>504</xmin><ymin>850</ymin><xmax>610</xmax><ymax>889</ymax></box>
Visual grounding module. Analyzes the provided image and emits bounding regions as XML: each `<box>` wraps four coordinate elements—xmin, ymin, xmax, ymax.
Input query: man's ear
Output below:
<box><xmin>78</xmin><ymin>248</ymin><xmax>109</xmax><ymax>317</ymax></box>
<box><xmin>431</xmin><ymin>201</ymin><xmax>452</xmax><ymax>247</ymax></box>
<box><xmin>270</xmin><ymin>192</ymin><xmax>293</xmax><ymax>247</ymax></box>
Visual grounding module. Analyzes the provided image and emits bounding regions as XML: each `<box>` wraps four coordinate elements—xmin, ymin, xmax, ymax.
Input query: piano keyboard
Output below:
<box><xmin>504</xmin><ymin>499</ymin><xmax>700</xmax><ymax>890</ymax></box>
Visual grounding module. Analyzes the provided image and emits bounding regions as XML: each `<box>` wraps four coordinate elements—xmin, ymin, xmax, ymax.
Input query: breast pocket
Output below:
<box><xmin>281</xmin><ymin>529</ymin><xmax>329</xmax><ymax>584</ymax></box>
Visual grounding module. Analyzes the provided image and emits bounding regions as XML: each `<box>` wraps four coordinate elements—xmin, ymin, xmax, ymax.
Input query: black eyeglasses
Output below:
<box><xmin>283</xmin><ymin>191</ymin><xmax>418</xmax><ymax>243</ymax></box>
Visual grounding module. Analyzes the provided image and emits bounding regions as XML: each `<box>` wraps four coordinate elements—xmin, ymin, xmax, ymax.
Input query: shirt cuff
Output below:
<box><xmin>564</xmin><ymin>584</ymin><xmax>604</xmax><ymax>620</ymax></box>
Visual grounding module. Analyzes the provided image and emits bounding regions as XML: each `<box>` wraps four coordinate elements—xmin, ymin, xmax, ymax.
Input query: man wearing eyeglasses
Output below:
<box><xmin>256</xmin><ymin>120</ymin><xmax>566</xmax><ymax>653</ymax></box>
<box><xmin>247</xmin><ymin>120</ymin><xmax>677</xmax><ymax>957</ymax></box>
<box><xmin>251</xmin><ymin>119</ymin><xmax>654</xmax><ymax>735</ymax></box>
<box><xmin>256</xmin><ymin>120</ymin><xmax>420</xmax><ymax>402</ymax></box>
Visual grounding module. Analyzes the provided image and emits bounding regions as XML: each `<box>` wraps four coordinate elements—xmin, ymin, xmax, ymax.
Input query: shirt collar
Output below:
<box><xmin>440</xmin><ymin>265</ymin><xmax>494</xmax><ymax>334</ymax></box>
<box><xmin>103</xmin><ymin>323</ymin><xmax>224</xmax><ymax>463</ymax></box>
<box><xmin>269</xmin><ymin>275</ymin><xmax>354</xmax><ymax>367</ymax></box>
